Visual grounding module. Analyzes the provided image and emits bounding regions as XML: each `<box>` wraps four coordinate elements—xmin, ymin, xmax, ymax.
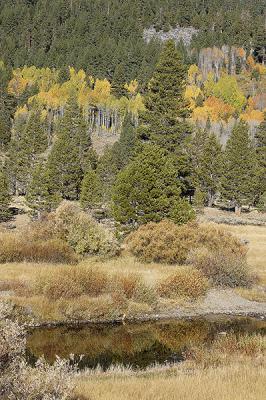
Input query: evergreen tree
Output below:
<box><xmin>195</xmin><ymin>133</ymin><xmax>223</xmax><ymax>206</ymax></box>
<box><xmin>111</xmin><ymin>63</ymin><xmax>127</xmax><ymax>97</ymax></box>
<box><xmin>255</xmin><ymin>117</ymin><xmax>266</xmax><ymax>197</ymax></box>
<box><xmin>138</xmin><ymin>40</ymin><xmax>191</xmax><ymax>155</ymax></box>
<box><xmin>96</xmin><ymin>148</ymin><xmax>119</xmax><ymax>204</ymax></box>
<box><xmin>80</xmin><ymin>167</ymin><xmax>102</xmax><ymax>209</ymax></box>
<box><xmin>0</xmin><ymin>96</ymin><xmax>11</xmax><ymax>148</ymax></box>
<box><xmin>111</xmin><ymin>114</ymin><xmax>137</xmax><ymax>170</ymax></box>
<box><xmin>112</xmin><ymin>144</ymin><xmax>195</xmax><ymax>226</ymax></box>
<box><xmin>7</xmin><ymin>110</ymin><xmax>47</xmax><ymax>194</ymax></box>
<box><xmin>0</xmin><ymin>169</ymin><xmax>11</xmax><ymax>221</ymax></box>
<box><xmin>46</xmin><ymin>99</ymin><xmax>91</xmax><ymax>200</ymax></box>
<box><xmin>26</xmin><ymin>162</ymin><xmax>60</xmax><ymax>217</ymax></box>
<box><xmin>221</xmin><ymin>121</ymin><xmax>259</xmax><ymax>213</ymax></box>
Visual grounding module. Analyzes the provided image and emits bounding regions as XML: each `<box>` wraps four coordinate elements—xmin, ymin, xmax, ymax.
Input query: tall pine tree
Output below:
<box><xmin>0</xmin><ymin>169</ymin><xmax>11</xmax><ymax>221</ymax></box>
<box><xmin>221</xmin><ymin>121</ymin><xmax>259</xmax><ymax>213</ymax></box>
<box><xmin>80</xmin><ymin>167</ymin><xmax>102</xmax><ymax>209</ymax></box>
<box><xmin>138</xmin><ymin>40</ymin><xmax>191</xmax><ymax>155</ymax></box>
<box><xmin>26</xmin><ymin>162</ymin><xmax>60</xmax><ymax>217</ymax></box>
<box><xmin>46</xmin><ymin>98</ymin><xmax>91</xmax><ymax>200</ymax></box>
<box><xmin>192</xmin><ymin>132</ymin><xmax>223</xmax><ymax>207</ymax></box>
<box><xmin>255</xmin><ymin>117</ymin><xmax>266</xmax><ymax>198</ymax></box>
<box><xmin>7</xmin><ymin>110</ymin><xmax>47</xmax><ymax>194</ymax></box>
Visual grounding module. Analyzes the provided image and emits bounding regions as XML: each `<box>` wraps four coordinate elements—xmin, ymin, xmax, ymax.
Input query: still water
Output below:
<box><xmin>26</xmin><ymin>316</ymin><xmax>266</xmax><ymax>370</ymax></box>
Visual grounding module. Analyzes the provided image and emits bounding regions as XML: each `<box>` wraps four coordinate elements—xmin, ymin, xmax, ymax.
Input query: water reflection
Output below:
<box><xmin>26</xmin><ymin>316</ymin><xmax>266</xmax><ymax>370</ymax></box>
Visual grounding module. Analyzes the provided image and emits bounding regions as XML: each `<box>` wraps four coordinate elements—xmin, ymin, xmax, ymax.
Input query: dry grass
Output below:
<box><xmin>0</xmin><ymin>223</ymin><xmax>265</xmax><ymax>321</ymax></box>
<box><xmin>223</xmin><ymin>225</ymin><xmax>266</xmax><ymax>283</ymax></box>
<box><xmin>219</xmin><ymin>225</ymin><xmax>266</xmax><ymax>301</ymax></box>
<box><xmin>75</xmin><ymin>363</ymin><xmax>265</xmax><ymax>400</ymax></box>
<box><xmin>0</xmin><ymin>260</ymin><xmax>182</xmax><ymax>322</ymax></box>
<box><xmin>74</xmin><ymin>333</ymin><xmax>266</xmax><ymax>399</ymax></box>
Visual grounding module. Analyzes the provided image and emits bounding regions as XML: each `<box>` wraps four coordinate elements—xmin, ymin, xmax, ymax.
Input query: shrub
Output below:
<box><xmin>125</xmin><ymin>220</ymin><xmax>245</xmax><ymax>265</ymax></box>
<box><xmin>0</xmin><ymin>301</ymin><xmax>74</xmax><ymax>399</ymax></box>
<box><xmin>54</xmin><ymin>201</ymin><xmax>120</xmax><ymax>257</ymax></box>
<box><xmin>57</xmin><ymin>295</ymin><xmax>123</xmax><ymax>321</ymax></box>
<box><xmin>112</xmin><ymin>273</ymin><xmax>143</xmax><ymax>298</ymax></box>
<box><xmin>36</xmin><ymin>266</ymin><xmax>109</xmax><ymax>300</ymax></box>
<box><xmin>0</xmin><ymin>201</ymin><xmax>120</xmax><ymax>264</ymax></box>
<box><xmin>0</xmin><ymin>233</ymin><xmax>77</xmax><ymax>264</ymax></box>
<box><xmin>188</xmin><ymin>248</ymin><xmax>254</xmax><ymax>287</ymax></box>
<box><xmin>157</xmin><ymin>267</ymin><xmax>209</xmax><ymax>299</ymax></box>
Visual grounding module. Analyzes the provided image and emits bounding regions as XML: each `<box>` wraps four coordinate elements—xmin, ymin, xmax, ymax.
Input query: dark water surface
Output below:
<box><xmin>26</xmin><ymin>316</ymin><xmax>266</xmax><ymax>370</ymax></box>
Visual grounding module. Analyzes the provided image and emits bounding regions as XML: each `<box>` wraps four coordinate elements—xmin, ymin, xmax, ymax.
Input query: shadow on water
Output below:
<box><xmin>26</xmin><ymin>316</ymin><xmax>266</xmax><ymax>370</ymax></box>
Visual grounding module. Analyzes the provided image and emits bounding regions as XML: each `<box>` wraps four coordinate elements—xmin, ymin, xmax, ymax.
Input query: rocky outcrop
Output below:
<box><xmin>143</xmin><ymin>25</ymin><xmax>199</xmax><ymax>47</ymax></box>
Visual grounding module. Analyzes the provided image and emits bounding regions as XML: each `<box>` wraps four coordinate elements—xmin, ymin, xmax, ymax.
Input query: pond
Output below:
<box><xmin>26</xmin><ymin>316</ymin><xmax>266</xmax><ymax>370</ymax></box>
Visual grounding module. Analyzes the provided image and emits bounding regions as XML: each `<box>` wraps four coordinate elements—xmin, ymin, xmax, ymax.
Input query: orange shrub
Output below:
<box><xmin>0</xmin><ymin>233</ymin><xmax>77</xmax><ymax>264</ymax></box>
<box><xmin>125</xmin><ymin>220</ymin><xmax>245</xmax><ymax>265</ymax></box>
<box><xmin>157</xmin><ymin>267</ymin><xmax>208</xmax><ymax>299</ymax></box>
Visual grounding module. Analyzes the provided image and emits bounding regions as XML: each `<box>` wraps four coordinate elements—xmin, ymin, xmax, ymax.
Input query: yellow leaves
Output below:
<box><xmin>7</xmin><ymin>66</ymin><xmax>59</xmax><ymax>97</ymax></box>
<box><xmin>247</xmin><ymin>55</ymin><xmax>255</xmax><ymax>70</ymax></box>
<box><xmin>90</xmin><ymin>79</ymin><xmax>111</xmax><ymax>106</ymax></box>
<box><xmin>203</xmin><ymin>72</ymin><xmax>215</xmax><ymax>97</ymax></box>
<box><xmin>184</xmin><ymin>85</ymin><xmax>202</xmax><ymax>110</ymax></box>
<box><xmin>124</xmin><ymin>80</ymin><xmax>138</xmax><ymax>96</ymax></box>
<box><xmin>241</xmin><ymin>109</ymin><xmax>265</xmax><ymax>123</ymax></box>
<box><xmin>29</xmin><ymin>84</ymin><xmax>67</xmax><ymax>109</ymax></box>
<box><xmin>211</xmin><ymin>75</ymin><xmax>246</xmax><ymax>112</ymax></box>
<box><xmin>127</xmin><ymin>93</ymin><xmax>145</xmax><ymax>116</ymax></box>
<box><xmin>68</xmin><ymin>67</ymin><xmax>86</xmax><ymax>91</ymax></box>
<box><xmin>14</xmin><ymin>105</ymin><xmax>28</xmax><ymax>119</ymax></box>
<box><xmin>188</xmin><ymin>64</ymin><xmax>202</xmax><ymax>85</ymax></box>
<box><xmin>237</xmin><ymin>48</ymin><xmax>246</xmax><ymax>58</ymax></box>
<box><xmin>40</xmin><ymin>109</ymin><xmax>48</xmax><ymax>121</ymax></box>
<box><xmin>255</xmin><ymin>63</ymin><xmax>266</xmax><ymax>76</ymax></box>
<box><xmin>8</xmin><ymin>75</ymin><xmax>28</xmax><ymax>97</ymax></box>
<box><xmin>192</xmin><ymin>96</ymin><xmax>235</xmax><ymax>122</ymax></box>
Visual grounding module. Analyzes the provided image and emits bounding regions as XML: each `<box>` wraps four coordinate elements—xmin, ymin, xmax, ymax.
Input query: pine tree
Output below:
<box><xmin>111</xmin><ymin>63</ymin><xmax>126</xmax><ymax>97</ymax></box>
<box><xmin>196</xmin><ymin>133</ymin><xmax>223</xmax><ymax>207</ymax></box>
<box><xmin>26</xmin><ymin>162</ymin><xmax>60</xmax><ymax>217</ymax></box>
<box><xmin>112</xmin><ymin>144</ymin><xmax>195</xmax><ymax>226</ymax></box>
<box><xmin>0</xmin><ymin>96</ymin><xmax>11</xmax><ymax>148</ymax></box>
<box><xmin>138</xmin><ymin>40</ymin><xmax>191</xmax><ymax>155</ymax></box>
<box><xmin>255</xmin><ymin>117</ymin><xmax>266</xmax><ymax>199</ymax></box>
<box><xmin>221</xmin><ymin>121</ymin><xmax>259</xmax><ymax>213</ymax></box>
<box><xmin>111</xmin><ymin>114</ymin><xmax>137</xmax><ymax>170</ymax></box>
<box><xmin>96</xmin><ymin>148</ymin><xmax>119</xmax><ymax>204</ymax></box>
<box><xmin>46</xmin><ymin>99</ymin><xmax>91</xmax><ymax>200</ymax></box>
<box><xmin>80</xmin><ymin>167</ymin><xmax>102</xmax><ymax>209</ymax></box>
<box><xmin>7</xmin><ymin>110</ymin><xmax>47</xmax><ymax>194</ymax></box>
<box><xmin>0</xmin><ymin>169</ymin><xmax>11</xmax><ymax>221</ymax></box>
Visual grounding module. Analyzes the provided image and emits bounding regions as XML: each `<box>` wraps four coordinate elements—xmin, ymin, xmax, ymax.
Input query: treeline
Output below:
<box><xmin>0</xmin><ymin>0</ymin><xmax>265</xmax><ymax>85</ymax></box>
<box><xmin>0</xmin><ymin>41</ymin><xmax>265</xmax><ymax>225</ymax></box>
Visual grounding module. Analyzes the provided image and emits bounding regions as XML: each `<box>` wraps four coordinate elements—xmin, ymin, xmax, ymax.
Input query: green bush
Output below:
<box><xmin>125</xmin><ymin>220</ymin><xmax>245</xmax><ymax>265</ymax></box>
<box><xmin>157</xmin><ymin>267</ymin><xmax>208</xmax><ymax>299</ymax></box>
<box><xmin>188</xmin><ymin>248</ymin><xmax>254</xmax><ymax>288</ymax></box>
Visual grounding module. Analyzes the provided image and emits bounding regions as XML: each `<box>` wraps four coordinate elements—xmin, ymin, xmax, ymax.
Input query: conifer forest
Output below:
<box><xmin>0</xmin><ymin>1</ymin><xmax>265</xmax><ymax>400</ymax></box>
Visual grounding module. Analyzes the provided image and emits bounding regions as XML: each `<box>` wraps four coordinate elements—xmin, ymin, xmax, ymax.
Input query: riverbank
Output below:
<box><xmin>0</xmin><ymin>224</ymin><xmax>265</xmax><ymax>326</ymax></box>
<box><xmin>74</xmin><ymin>362</ymin><xmax>266</xmax><ymax>400</ymax></box>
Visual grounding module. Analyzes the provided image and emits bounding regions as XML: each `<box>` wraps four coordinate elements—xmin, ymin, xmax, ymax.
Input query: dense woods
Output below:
<box><xmin>0</xmin><ymin>0</ymin><xmax>265</xmax><ymax>82</ymax></box>
<box><xmin>0</xmin><ymin>0</ymin><xmax>265</xmax><ymax>225</ymax></box>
